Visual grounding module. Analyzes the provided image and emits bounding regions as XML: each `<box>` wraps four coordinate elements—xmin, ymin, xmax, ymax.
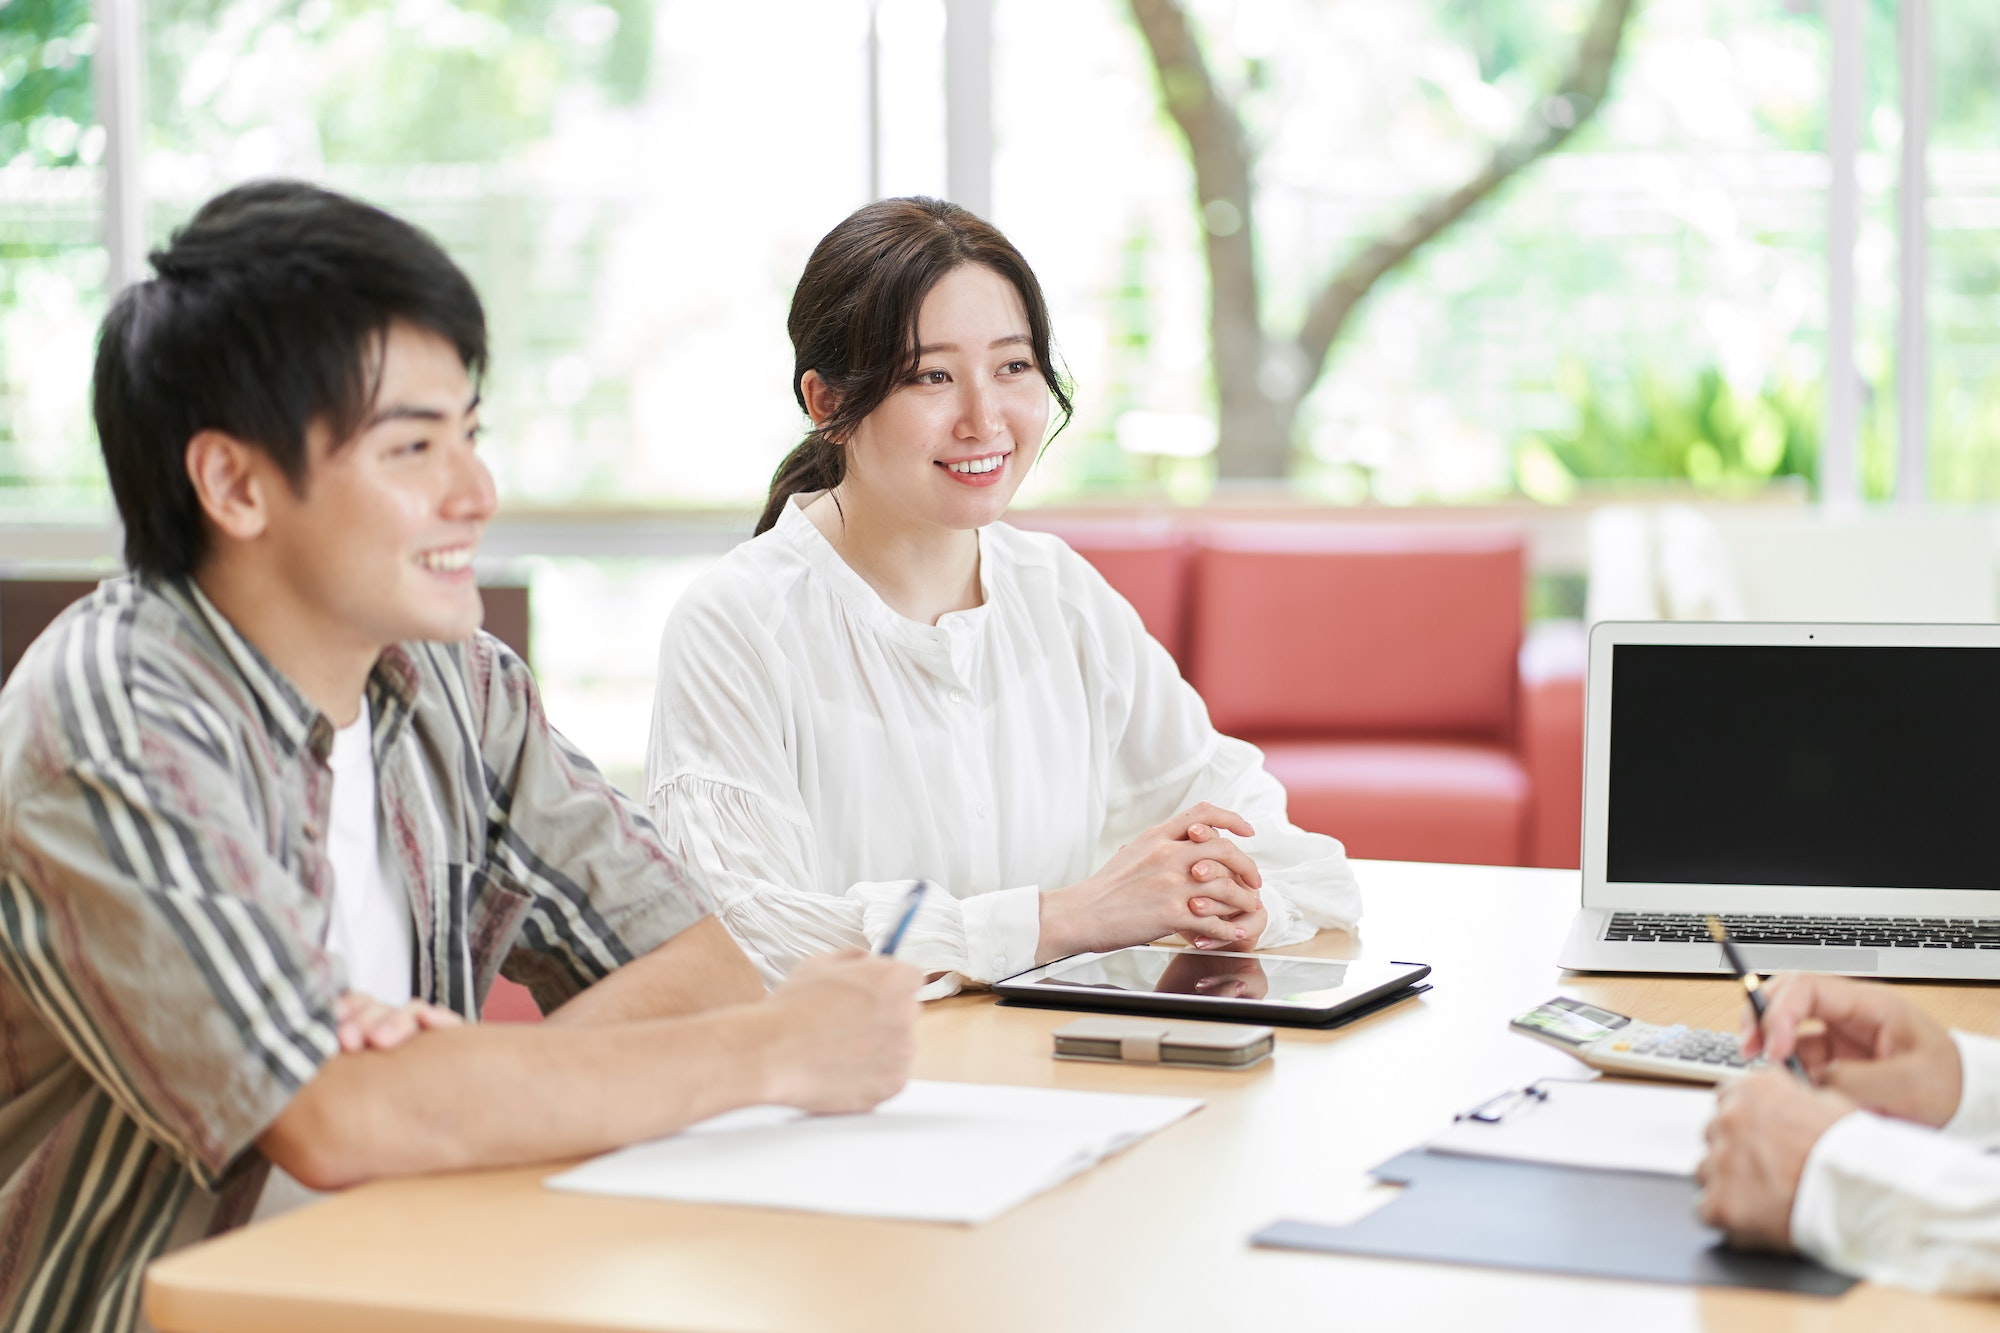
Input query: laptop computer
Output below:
<box><xmin>1558</xmin><ymin>620</ymin><xmax>2000</xmax><ymax>979</ymax></box>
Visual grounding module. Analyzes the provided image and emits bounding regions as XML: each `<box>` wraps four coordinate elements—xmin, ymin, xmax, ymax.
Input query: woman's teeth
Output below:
<box><xmin>419</xmin><ymin>547</ymin><xmax>473</xmax><ymax>572</ymax></box>
<box><xmin>945</xmin><ymin>456</ymin><xmax>1003</xmax><ymax>474</ymax></box>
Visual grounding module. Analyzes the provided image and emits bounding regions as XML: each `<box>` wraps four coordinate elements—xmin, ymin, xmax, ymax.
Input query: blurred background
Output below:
<box><xmin>2</xmin><ymin>0</ymin><xmax>1993</xmax><ymax>797</ymax></box>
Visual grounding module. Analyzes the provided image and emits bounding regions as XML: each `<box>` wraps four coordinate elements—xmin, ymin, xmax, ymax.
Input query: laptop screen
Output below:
<box><xmin>1608</xmin><ymin>644</ymin><xmax>2000</xmax><ymax>889</ymax></box>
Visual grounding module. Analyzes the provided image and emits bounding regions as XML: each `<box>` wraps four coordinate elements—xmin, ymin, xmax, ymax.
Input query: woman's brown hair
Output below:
<box><xmin>755</xmin><ymin>197</ymin><xmax>1074</xmax><ymax>535</ymax></box>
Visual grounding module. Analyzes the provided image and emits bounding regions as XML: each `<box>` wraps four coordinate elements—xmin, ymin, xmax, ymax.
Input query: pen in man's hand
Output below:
<box><xmin>879</xmin><ymin>881</ymin><xmax>931</xmax><ymax>957</ymax></box>
<box><xmin>1705</xmin><ymin>915</ymin><xmax>1811</xmax><ymax>1083</ymax></box>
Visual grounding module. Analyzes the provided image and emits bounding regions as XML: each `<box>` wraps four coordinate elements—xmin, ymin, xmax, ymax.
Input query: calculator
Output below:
<box><xmin>1510</xmin><ymin>996</ymin><xmax>1763</xmax><ymax>1084</ymax></box>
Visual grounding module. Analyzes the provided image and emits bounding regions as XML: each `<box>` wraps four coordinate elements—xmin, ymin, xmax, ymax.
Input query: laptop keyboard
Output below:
<box><xmin>1605</xmin><ymin>912</ymin><xmax>2000</xmax><ymax>950</ymax></box>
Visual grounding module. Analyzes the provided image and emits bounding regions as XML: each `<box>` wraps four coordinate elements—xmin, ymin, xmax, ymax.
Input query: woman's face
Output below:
<box><xmin>833</xmin><ymin>263</ymin><xmax>1051</xmax><ymax>533</ymax></box>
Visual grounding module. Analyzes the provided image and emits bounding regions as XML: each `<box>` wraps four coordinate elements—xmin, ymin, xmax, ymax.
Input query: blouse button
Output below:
<box><xmin>950</xmin><ymin>690</ymin><xmax>968</xmax><ymax>703</ymax></box>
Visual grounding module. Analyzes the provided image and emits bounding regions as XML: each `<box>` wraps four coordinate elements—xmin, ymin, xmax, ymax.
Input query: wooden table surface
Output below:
<box><xmin>145</xmin><ymin>860</ymin><xmax>2000</xmax><ymax>1332</ymax></box>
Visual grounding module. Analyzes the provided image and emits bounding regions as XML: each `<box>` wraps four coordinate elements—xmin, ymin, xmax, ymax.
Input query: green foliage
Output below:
<box><xmin>1514</xmin><ymin>362</ymin><xmax>1820</xmax><ymax>500</ymax></box>
<box><xmin>0</xmin><ymin>0</ymin><xmax>94</xmax><ymax>166</ymax></box>
<box><xmin>145</xmin><ymin>0</ymin><xmax>652</xmax><ymax>165</ymax></box>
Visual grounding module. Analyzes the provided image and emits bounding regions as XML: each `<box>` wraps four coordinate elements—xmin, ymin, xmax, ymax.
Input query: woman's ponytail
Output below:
<box><xmin>755</xmin><ymin>430</ymin><xmax>846</xmax><ymax>535</ymax></box>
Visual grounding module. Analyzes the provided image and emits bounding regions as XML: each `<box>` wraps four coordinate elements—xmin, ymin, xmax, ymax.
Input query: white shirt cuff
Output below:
<box><xmin>1790</xmin><ymin>1110</ymin><xmax>1874</xmax><ymax>1265</ymax></box>
<box><xmin>1945</xmin><ymin>1031</ymin><xmax>2000</xmax><ymax>1144</ymax></box>
<box><xmin>959</xmin><ymin>885</ymin><xmax>1043</xmax><ymax>983</ymax></box>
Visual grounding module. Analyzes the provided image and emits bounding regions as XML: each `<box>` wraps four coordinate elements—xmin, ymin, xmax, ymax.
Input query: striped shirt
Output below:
<box><xmin>0</xmin><ymin>576</ymin><xmax>712</xmax><ymax>1333</ymax></box>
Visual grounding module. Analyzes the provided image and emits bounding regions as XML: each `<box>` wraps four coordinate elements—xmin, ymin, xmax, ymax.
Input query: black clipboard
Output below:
<box><xmin>1253</xmin><ymin>1149</ymin><xmax>1857</xmax><ymax>1295</ymax></box>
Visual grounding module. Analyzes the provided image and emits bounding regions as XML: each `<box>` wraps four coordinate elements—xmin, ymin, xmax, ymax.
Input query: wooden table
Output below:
<box><xmin>145</xmin><ymin>860</ymin><xmax>2000</xmax><ymax>1332</ymax></box>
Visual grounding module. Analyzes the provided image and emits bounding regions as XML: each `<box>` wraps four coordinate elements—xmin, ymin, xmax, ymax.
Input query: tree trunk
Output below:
<box><xmin>1127</xmin><ymin>0</ymin><xmax>1639</xmax><ymax>481</ymax></box>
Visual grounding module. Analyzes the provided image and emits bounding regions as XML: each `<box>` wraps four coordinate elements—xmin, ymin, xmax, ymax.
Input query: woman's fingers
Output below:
<box><xmin>1167</xmin><ymin>803</ymin><xmax>1256</xmax><ymax>841</ymax></box>
<box><xmin>1181</xmin><ymin>907</ymin><xmax>1246</xmax><ymax>946</ymax></box>
<box><xmin>1186</xmin><ymin>876</ymin><xmax>1260</xmax><ymax>917</ymax></box>
<box><xmin>1180</xmin><ymin>836</ymin><xmax>1263</xmax><ymax>890</ymax></box>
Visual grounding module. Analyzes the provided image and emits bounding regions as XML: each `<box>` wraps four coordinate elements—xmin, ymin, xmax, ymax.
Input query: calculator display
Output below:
<box><xmin>1512</xmin><ymin>997</ymin><xmax>1630</xmax><ymax>1047</ymax></box>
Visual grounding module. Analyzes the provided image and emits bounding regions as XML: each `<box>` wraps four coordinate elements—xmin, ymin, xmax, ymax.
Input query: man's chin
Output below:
<box><xmin>391</xmin><ymin>596</ymin><xmax>486</xmax><ymax>647</ymax></box>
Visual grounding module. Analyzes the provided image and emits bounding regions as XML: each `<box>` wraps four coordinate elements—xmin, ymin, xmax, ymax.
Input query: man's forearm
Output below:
<box><xmin>545</xmin><ymin>914</ymin><xmax>765</xmax><ymax>1025</ymax></box>
<box><xmin>260</xmin><ymin>998</ymin><xmax>783</xmax><ymax>1190</ymax></box>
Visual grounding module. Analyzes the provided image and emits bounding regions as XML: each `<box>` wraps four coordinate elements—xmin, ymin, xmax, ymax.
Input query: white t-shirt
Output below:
<box><xmin>643</xmin><ymin>498</ymin><xmax>1362</xmax><ymax>999</ymax></box>
<box><xmin>256</xmin><ymin>697</ymin><xmax>413</xmax><ymax>1221</ymax></box>
<box><xmin>322</xmin><ymin>697</ymin><xmax>414</xmax><ymax>1005</ymax></box>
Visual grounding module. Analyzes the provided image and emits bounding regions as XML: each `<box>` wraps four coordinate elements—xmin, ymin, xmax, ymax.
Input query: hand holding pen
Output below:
<box><xmin>1734</xmin><ymin>969</ymin><xmax>1966</xmax><ymax>1127</ymax></box>
<box><xmin>1704</xmin><ymin>916</ymin><xmax>1811</xmax><ymax>1083</ymax></box>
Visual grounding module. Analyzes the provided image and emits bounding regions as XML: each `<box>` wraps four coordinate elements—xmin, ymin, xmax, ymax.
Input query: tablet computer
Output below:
<box><xmin>993</xmin><ymin>947</ymin><xmax>1431</xmax><ymax>1027</ymax></box>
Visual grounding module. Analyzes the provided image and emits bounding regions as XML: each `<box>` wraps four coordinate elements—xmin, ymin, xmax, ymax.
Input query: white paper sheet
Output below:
<box><xmin>1426</xmin><ymin>1079</ymin><xmax>1716</xmax><ymax>1178</ymax></box>
<box><xmin>545</xmin><ymin>1080</ymin><xmax>1203</xmax><ymax>1224</ymax></box>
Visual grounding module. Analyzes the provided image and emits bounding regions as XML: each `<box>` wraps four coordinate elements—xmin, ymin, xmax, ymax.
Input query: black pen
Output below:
<box><xmin>878</xmin><ymin>880</ymin><xmax>931</xmax><ymax>957</ymax></box>
<box><xmin>1704</xmin><ymin>915</ymin><xmax>1811</xmax><ymax>1083</ymax></box>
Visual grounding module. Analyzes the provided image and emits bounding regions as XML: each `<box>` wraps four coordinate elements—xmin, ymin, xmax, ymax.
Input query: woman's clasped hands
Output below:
<box><xmin>1035</xmin><ymin>802</ymin><xmax>1267</xmax><ymax>965</ymax></box>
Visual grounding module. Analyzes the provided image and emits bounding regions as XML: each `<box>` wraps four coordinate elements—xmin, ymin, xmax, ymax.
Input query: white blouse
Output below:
<box><xmin>643</xmin><ymin>497</ymin><xmax>1362</xmax><ymax>998</ymax></box>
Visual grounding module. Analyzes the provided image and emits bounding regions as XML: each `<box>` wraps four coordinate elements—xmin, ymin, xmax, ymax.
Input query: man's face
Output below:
<box><xmin>260</xmin><ymin>322</ymin><xmax>495</xmax><ymax>650</ymax></box>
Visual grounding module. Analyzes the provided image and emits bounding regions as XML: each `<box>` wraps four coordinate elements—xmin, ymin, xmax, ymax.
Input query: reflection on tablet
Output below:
<box><xmin>1034</xmin><ymin>949</ymin><xmax>1354</xmax><ymax>1007</ymax></box>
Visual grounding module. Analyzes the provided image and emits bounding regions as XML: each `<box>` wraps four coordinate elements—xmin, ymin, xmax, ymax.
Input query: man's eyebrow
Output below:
<box><xmin>363</xmin><ymin>393</ymin><xmax>481</xmax><ymax>429</ymax></box>
<box><xmin>914</xmin><ymin>335</ymin><xmax>1032</xmax><ymax>355</ymax></box>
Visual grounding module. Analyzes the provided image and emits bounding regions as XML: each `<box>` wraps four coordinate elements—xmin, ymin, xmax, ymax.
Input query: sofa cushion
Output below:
<box><xmin>1259</xmin><ymin>738</ymin><xmax>1529</xmax><ymax>867</ymax></box>
<box><xmin>1190</xmin><ymin>524</ymin><xmax>1524</xmax><ymax>738</ymax></box>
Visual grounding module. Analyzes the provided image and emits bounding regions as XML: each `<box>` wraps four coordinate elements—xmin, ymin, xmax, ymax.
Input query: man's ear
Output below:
<box><xmin>184</xmin><ymin>430</ymin><xmax>273</xmax><ymax>544</ymax></box>
<box><xmin>799</xmin><ymin>369</ymin><xmax>840</xmax><ymax>431</ymax></box>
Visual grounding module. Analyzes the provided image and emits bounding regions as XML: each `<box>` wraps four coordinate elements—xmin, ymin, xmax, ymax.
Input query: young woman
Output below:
<box><xmin>644</xmin><ymin>198</ymin><xmax>1360</xmax><ymax>996</ymax></box>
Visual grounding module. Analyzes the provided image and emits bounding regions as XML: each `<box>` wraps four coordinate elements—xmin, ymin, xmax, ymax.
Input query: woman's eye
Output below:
<box><xmin>1002</xmin><ymin>359</ymin><xmax>1035</xmax><ymax>375</ymax></box>
<box><xmin>913</xmin><ymin>369</ymin><xmax>949</xmax><ymax>385</ymax></box>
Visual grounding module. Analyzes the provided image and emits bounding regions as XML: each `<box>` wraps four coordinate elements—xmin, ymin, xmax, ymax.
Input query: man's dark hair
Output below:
<box><xmin>93</xmin><ymin>179</ymin><xmax>489</xmax><ymax>580</ymax></box>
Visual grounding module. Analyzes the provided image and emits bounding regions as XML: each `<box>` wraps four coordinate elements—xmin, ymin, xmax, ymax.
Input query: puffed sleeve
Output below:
<box><xmin>644</xmin><ymin>581</ymin><xmax>1019</xmax><ymax>999</ymax></box>
<box><xmin>1076</xmin><ymin>555</ymin><xmax>1363</xmax><ymax>947</ymax></box>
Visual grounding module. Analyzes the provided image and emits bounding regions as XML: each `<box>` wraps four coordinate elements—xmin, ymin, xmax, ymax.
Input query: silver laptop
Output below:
<box><xmin>1559</xmin><ymin>621</ymin><xmax>2000</xmax><ymax>979</ymax></box>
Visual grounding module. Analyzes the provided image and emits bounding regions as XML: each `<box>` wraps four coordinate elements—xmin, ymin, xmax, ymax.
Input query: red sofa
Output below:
<box><xmin>1016</xmin><ymin>516</ymin><xmax>1585</xmax><ymax>870</ymax></box>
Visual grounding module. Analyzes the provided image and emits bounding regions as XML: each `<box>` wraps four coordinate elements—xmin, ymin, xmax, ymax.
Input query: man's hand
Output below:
<box><xmin>1696</xmin><ymin>1071</ymin><xmax>1855</xmax><ymax>1250</ymax></box>
<box><xmin>757</xmin><ymin>952</ymin><xmax>920</xmax><ymax>1114</ymax></box>
<box><xmin>1038</xmin><ymin>804</ymin><xmax>1265</xmax><ymax>963</ymax></box>
<box><xmin>335</xmin><ymin>992</ymin><xmax>463</xmax><ymax>1053</ymax></box>
<box><xmin>1747</xmin><ymin>973</ymin><xmax>1963</xmax><ymax>1127</ymax></box>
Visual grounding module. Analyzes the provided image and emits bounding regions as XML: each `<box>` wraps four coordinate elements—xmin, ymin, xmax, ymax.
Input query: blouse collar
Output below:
<box><xmin>774</xmin><ymin>494</ymin><xmax>998</xmax><ymax>656</ymax></box>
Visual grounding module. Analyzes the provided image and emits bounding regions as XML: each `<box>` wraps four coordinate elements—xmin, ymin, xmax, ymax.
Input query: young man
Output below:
<box><xmin>1698</xmin><ymin>972</ymin><xmax>2000</xmax><ymax>1291</ymax></box>
<box><xmin>0</xmin><ymin>180</ymin><xmax>919</xmax><ymax>1333</ymax></box>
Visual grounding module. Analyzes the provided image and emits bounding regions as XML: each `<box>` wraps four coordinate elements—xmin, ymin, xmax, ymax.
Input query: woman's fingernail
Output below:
<box><xmin>1192</xmin><ymin>898</ymin><xmax>1209</xmax><ymax>910</ymax></box>
<box><xmin>1234</xmin><ymin>928</ymin><xmax>1247</xmax><ymax>939</ymax></box>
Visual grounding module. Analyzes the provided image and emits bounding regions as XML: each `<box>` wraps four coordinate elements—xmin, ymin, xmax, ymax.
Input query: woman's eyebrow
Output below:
<box><xmin>915</xmin><ymin>334</ymin><xmax>1032</xmax><ymax>354</ymax></box>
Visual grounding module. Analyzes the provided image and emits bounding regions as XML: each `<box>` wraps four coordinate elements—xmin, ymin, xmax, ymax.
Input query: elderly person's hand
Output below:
<box><xmin>1695</xmin><ymin>1071</ymin><xmax>1855</xmax><ymax>1250</ymax></box>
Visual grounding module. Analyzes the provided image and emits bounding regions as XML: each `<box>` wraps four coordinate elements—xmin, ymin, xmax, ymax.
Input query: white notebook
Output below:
<box><xmin>1426</xmin><ymin>1078</ymin><xmax>1716</xmax><ymax>1178</ymax></box>
<box><xmin>546</xmin><ymin>1079</ymin><xmax>1202</xmax><ymax>1225</ymax></box>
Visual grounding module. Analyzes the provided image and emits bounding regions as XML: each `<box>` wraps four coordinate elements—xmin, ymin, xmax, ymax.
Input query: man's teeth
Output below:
<box><xmin>420</xmin><ymin>548</ymin><xmax>473</xmax><ymax>572</ymax></box>
<box><xmin>945</xmin><ymin>456</ymin><xmax>1004</xmax><ymax>474</ymax></box>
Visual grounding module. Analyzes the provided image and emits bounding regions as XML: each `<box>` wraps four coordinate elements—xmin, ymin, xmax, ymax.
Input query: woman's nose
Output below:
<box><xmin>958</xmin><ymin>381</ymin><xmax>1003</xmax><ymax>440</ymax></box>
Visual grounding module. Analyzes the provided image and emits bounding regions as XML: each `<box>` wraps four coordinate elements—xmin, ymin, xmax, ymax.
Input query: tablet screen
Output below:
<box><xmin>1031</xmin><ymin>947</ymin><xmax>1370</xmax><ymax>1008</ymax></box>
